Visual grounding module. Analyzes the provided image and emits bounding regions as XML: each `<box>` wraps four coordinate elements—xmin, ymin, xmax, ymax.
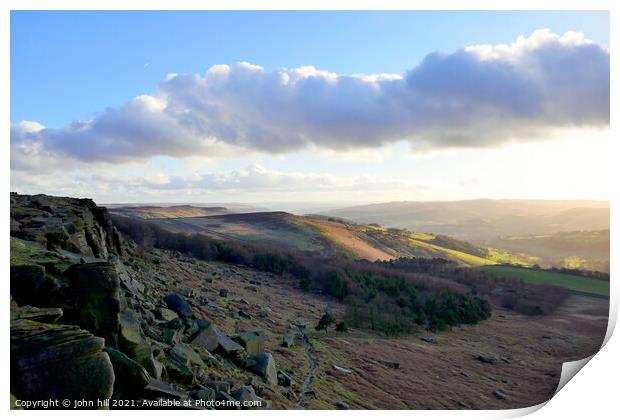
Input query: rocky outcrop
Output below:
<box><xmin>10</xmin><ymin>192</ymin><xmax>122</xmax><ymax>258</ymax></box>
<box><xmin>10</xmin><ymin>193</ymin><xmax>285</xmax><ymax>409</ymax></box>
<box><xmin>10</xmin><ymin>307</ymin><xmax>115</xmax><ymax>405</ymax></box>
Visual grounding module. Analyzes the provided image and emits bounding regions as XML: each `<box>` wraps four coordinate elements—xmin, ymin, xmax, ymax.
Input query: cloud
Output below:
<box><xmin>11</xmin><ymin>164</ymin><xmax>424</xmax><ymax>201</ymax></box>
<box><xmin>11</xmin><ymin>29</ymin><xmax>609</xmax><ymax>169</ymax></box>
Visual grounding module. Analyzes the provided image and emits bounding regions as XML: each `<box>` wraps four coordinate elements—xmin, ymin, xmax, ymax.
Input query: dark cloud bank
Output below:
<box><xmin>11</xmin><ymin>30</ymin><xmax>609</xmax><ymax>169</ymax></box>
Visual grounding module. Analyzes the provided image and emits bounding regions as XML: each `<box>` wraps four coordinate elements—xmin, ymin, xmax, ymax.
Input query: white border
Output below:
<box><xmin>3</xmin><ymin>2</ymin><xmax>617</xmax><ymax>420</ymax></box>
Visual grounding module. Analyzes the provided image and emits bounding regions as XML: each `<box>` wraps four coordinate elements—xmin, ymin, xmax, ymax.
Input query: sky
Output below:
<box><xmin>10</xmin><ymin>11</ymin><xmax>610</xmax><ymax>207</ymax></box>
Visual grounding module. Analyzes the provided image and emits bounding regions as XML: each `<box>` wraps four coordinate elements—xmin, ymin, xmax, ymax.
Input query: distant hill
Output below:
<box><xmin>323</xmin><ymin>199</ymin><xmax>609</xmax><ymax>242</ymax></box>
<box><xmin>110</xmin><ymin>205</ymin><xmax>233</xmax><ymax>219</ymax></box>
<box><xmin>124</xmin><ymin>209</ymin><xmax>504</xmax><ymax>266</ymax></box>
<box><xmin>489</xmin><ymin>229</ymin><xmax>610</xmax><ymax>272</ymax></box>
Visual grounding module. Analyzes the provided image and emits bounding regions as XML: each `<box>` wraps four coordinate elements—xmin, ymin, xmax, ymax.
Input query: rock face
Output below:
<box><xmin>65</xmin><ymin>262</ymin><xmax>121</xmax><ymax>348</ymax></box>
<box><xmin>10</xmin><ymin>309</ymin><xmax>114</xmax><ymax>404</ymax></box>
<box><xmin>10</xmin><ymin>265</ymin><xmax>59</xmax><ymax>308</ymax></box>
<box><xmin>10</xmin><ymin>192</ymin><xmax>122</xmax><ymax>258</ymax></box>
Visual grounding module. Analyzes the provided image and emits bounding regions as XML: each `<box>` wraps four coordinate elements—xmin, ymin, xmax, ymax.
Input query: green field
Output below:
<box><xmin>409</xmin><ymin>239</ymin><xmax>497</xmax><ymax>266</ymax></box>
<box><xmin>479</xmin><ymin>265</ymin><xmax>610</xmax><ymax>297</ymax></box>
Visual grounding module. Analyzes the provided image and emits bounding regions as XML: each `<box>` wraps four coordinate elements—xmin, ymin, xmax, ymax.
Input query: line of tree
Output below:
<box><xmin>379</xmin><ymin>258</ymin><xmax>571</xmax><ymax>316</ymax></box>
<box><xmin>112</xmin><ymin>214</ymin><xmax>492</xmax><ymax>335</ymax></box>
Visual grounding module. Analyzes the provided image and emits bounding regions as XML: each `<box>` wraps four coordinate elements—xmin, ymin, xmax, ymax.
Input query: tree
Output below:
<box><xmin>316</xmin><ymin>312</ymin><xmax>336</xmax><ymax>333</ymax></box>
<box><xmin>335</xmin><ymin>320</ymin><xmax>348</xmax><ymax>332</ymax></box>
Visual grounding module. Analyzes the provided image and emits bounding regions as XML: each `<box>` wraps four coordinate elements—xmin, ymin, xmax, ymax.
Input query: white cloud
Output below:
<box><xmin>11</xmin><ymin>29</ymin><xmax>609</xmax><ymax>171</ymax></box>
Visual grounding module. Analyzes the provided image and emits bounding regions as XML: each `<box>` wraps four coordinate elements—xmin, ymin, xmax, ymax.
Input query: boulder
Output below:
<box><xmin>219</xmin><ymin>289</ymin><xmax>228</xmax><ymax>298</ymax></box>
<box><xmin>103</xmin><ymin>347</ymin><xmax>150</xmax><ymax>399</ymax></box>
<box><xmin>163</xmin><ymin>294</ymin><xmax>193</xmax><ymax>317</ymax></box>
<box><xmin>191</xmin><ymin>320</ymin><xmax>220</xmax><ymax>352</ymax></box>
<box><xmin>10</xmin><ymin>316</ymin><xmax>114</xmax><ymax>404</ymax></box>
<box><xmin>245</xmin><ymin>352</ymin><xmax>278</xmax><ymax>385</ymax></box>
<box><xmin>118</xmin><ymin>310</ymin><xmax>157</xmax><ymax>376</ymax></box>
<box><xmin>234</xmin><ymin>331</ymin><xmax>265</xmax><ymax>357</ymax></box>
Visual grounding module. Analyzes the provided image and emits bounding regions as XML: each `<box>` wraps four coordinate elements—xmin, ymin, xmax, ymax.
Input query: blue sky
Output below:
<box><xmin>10</xmin><ymin>11</ymin><xmax>610</xmax><ymax>205</ymax></box>
<box><xmin>11</xmin><ymin>10</ymin><xmax>609</xmax><ymax>126</ymax></box>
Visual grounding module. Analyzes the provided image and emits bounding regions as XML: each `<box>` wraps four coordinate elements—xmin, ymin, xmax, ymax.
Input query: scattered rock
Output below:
<box><xmin>420</xmin><ymin>335</ymin><xmax>435</xmax><ymax>343</ymax></box>
<box><xmin>493</xmin><ymin>390</ymin><xmax>509</xmax><ymax>400</ymax></box>
<box><xmin>333</xmin><ymin>364</ymin><xmax>353</xmax><ymax>373</ymax></box>
<box><xmin>477</xmin><ymin>354</ymin><xmax>499</xmax><ymax>364</ymax></box>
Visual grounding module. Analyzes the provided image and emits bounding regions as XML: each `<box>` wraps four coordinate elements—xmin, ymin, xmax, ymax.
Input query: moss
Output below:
<box><xmin>10</xmin><ymin>237</ymin><xmax>62</xmax><ymax>266</ymax></box>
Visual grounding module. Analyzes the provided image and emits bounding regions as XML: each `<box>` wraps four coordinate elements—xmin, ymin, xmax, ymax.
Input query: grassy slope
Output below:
<box><xmin>478</xmin><ymin>265</ymin><xmax>610</xmax><ymax>296</ymax></box>
<box><xmin>409</xmin><ymin>239</ymin><xmax>497</xmax><ymax>266</ymax></box>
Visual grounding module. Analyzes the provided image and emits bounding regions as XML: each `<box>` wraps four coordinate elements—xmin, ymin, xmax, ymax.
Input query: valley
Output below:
<box><xmin>9</xmin><ymin>193</ymin><xmax>610</xmax><ymax>410</ymax></box>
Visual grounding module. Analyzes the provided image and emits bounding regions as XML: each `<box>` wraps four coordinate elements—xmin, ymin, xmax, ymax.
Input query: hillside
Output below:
<box><xmin>116</xmin><ymin>209</ymin><xmax>502</xmax><ymax>266</ymax></box>
<box><xmin>324</xmin><ymin>199</ymin><xmax>609</xmax><ymax>242</ymax></box>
